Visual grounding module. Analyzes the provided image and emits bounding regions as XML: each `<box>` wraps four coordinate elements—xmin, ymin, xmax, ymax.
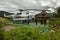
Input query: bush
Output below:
<box><xmin>49</xmin><ymin>19</ymin><xmax>60</xmax><ymax>26</ymax></box>
<box><xmin>0</xmin><ymin>17</ymin><xmax>11</xmax><ymax>28</ymax></box>
<box><xmin>0</xmin><ymin>29</ymin><xmax>4</xmax><ymax>40</ymax></box>
<box><xmin>0</xmin><ymin>21</ymin><xmax>5</xmax><ymax>28</ymax></box>
<box><xmin>0</xmin><ymin>17</ymin><xmax>7</xmax><ymax>40</ymax></box>
<box><xmin>52</xmin><ymin>29</ymin><xmax>60</xmax><ymax>40</ymax></box>
<box><xmin>54</xmin><ymin>19</ymin><xmax>60</xmax><ymax>26</ymax></box>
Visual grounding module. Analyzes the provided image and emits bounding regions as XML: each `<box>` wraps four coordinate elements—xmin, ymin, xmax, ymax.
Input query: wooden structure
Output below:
<box><xmin>35</xmin><ymin>10</ymin><xmax>51</xmax><ymax>24</ymax></box>
<box><xmin>35</xmin><ymin>10</ymin><xmax>51</xmax><ymax>19</ymax></box>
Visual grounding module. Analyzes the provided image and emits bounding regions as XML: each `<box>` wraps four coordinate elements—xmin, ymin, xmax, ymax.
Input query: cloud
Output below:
<box><xmin>0</xmin><ymin>0</ymin><xmax>60</xmax><ymax>12</ymax></box>
<box><xmin>39</xmin><ymin>1</ymin><xmax>51</xmax><ymax>6</ymax></box>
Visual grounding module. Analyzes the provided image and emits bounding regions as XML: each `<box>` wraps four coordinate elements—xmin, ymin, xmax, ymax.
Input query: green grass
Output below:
<box><xmin>3</xmin><ymin>24</ymin><xmax>53</xmax><ymax>40</ymax></box>
<box><xmin>3</xmin><ymin>22</ymin><xmax>54</xmax><ymax>40</ymax></box>
<box><xmin>0</xmin><ymin>17</ymin><xmax>60</xmax><ymax>40</ymax></box>
<box><xmin>3</xmin><ymin>24</ymin><xmax>60</xmax><ymax>40</ymax></box>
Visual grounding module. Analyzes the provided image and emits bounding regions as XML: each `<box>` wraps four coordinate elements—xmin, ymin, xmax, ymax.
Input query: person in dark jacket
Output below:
<box><xmin>35</xmin><ymin>18</ymin><xmax>37</xmax><ymax>25</ymax></box>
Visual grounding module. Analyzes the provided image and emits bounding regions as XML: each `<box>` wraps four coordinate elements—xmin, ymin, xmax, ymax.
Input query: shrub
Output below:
<box><xmin>0</xmin><ymin>17</ymin><xmax>7</xmax><ymax>40</ymax></box>
<box><xmin>0</xmin><ymin>17</ymin><xmax>11</xmax><ymax>28</ymax></box>
<box><xmin>0</xmin><ymin>17</ymin><xmax>11</xmax><ymax>40</ymax></box>
<box><xmin>54</xmin><ymin>19</ymin><xmax>60</xmax><ymax>26</ymax></box>
<box><xmin>49</xmin><ymin>19</ymin><xmax>60</xmax><ymax>26</ymax></box>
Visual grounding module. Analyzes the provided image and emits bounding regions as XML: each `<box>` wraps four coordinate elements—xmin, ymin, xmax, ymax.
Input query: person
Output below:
<box><xmin>44</xmin><ymin>18</ymin><xmax>47</xmax><ymax>25</ymax></box>
<box><xmin>40</xmin><ymin>18</ymin><xmax>43</xmax><ymax>24</ymax></box>
<box><xmin>27</xmin><ymin>16</ymin><xmax>30</xmax><ymax>24</ymax></box>
<box><xmin>35</xmin><ymin>18</ymin><xmax>37</xmax><ymax>25</ymax></box>
<box><xmin>40</xmin><ymin>18</ymin><xmax>47</xmax><ymax>25</ymax></box>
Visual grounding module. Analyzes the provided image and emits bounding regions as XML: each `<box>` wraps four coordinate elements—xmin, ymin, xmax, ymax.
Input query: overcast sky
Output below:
<box><xmin>0</xmin><ymin>0</ymin><xmax>60</xmax><ymax>12</ymax></box>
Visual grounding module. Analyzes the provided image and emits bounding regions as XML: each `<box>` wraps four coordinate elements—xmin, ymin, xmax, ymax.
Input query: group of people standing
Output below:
<box><xmin>35</xmin><ymin>18</ymin><xmax>47</xmax><ymax>25</ymax></box>
<box><xmin>21</xmin><ymin>17</ymin><xmax>47</xmax><ymax>25</ymax></box>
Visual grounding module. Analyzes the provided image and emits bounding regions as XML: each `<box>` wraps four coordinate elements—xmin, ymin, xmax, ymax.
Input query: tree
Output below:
<box><xmin>56</xmin><ymin>7</ymin><xmax>60</xmax><ymax>17</ymax></box>
<box><xmin>57</xmin><ymin>7</ymin><xmax>60</xmax><ymax>14</ymax></box>
<box><xmin>53</xmin><ymin>7</ymin><xmax>60</xmax><ymax>18</ymax></box>
<box><xmin>0</xmin><ymin>11</ymin><xmax>7</xmax><ymax>17</ymax></box>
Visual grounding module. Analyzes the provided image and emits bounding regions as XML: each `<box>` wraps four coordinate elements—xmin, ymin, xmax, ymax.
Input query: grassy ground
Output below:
<box><xmin>3</xmin><ymin>22</ymin><xmax>60</xmax><ymax>40</ymax></box>
<box><xmin>4</xmin><ymin>21</ymin><xmax>53</xmax><ymax>34</ymax></box>
<box><xmin>1</xmin><ymin>17</ymin><xmax>60</xmax><ymax>40</ymax></box>
<box><xmin>3</xmin><ymin>22</ymin><xmax>54</xmax><ymax>40</ymax></box>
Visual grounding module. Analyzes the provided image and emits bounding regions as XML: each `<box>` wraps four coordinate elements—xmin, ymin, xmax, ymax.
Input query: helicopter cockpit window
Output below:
<box><xmin>26</xmin><ymin>13</ymin><xmax>29</xmax><ymax>14</ymax></box>
<box><xmin>17</xmin><ymin>13</ymin><xmax>22</xmax><ymax>15</ymax></box>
